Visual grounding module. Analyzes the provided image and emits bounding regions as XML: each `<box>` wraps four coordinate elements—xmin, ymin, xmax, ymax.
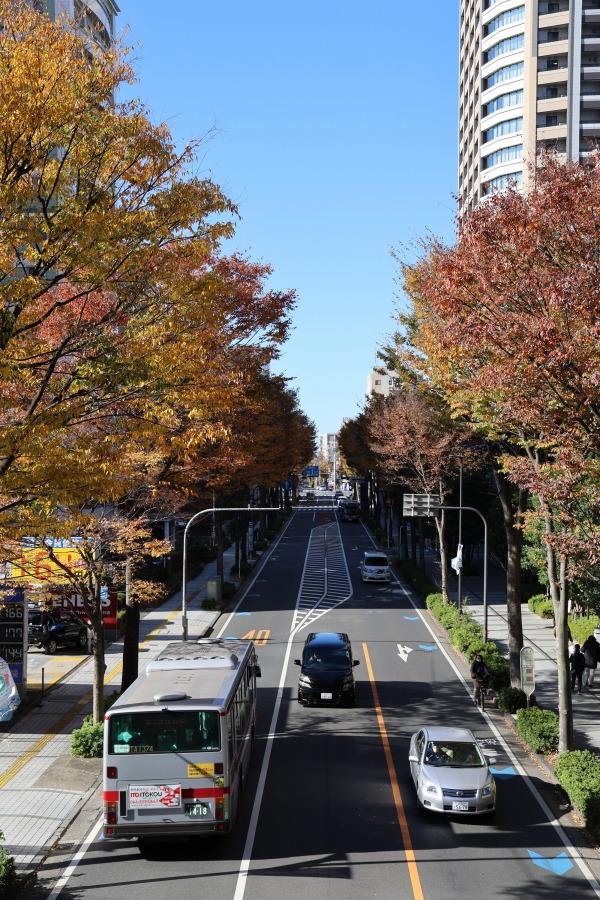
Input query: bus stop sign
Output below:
<box><xmin>520</xmin><ymin>646</ymin><xmax>535</xmax><ymax>697</ymax></box>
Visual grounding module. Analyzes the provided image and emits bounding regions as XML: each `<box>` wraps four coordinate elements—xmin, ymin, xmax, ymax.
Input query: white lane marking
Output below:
<box><xmin>46</xmin><ymin>818</ymin><xmax>102</xmax><ymax>900</ymax></box>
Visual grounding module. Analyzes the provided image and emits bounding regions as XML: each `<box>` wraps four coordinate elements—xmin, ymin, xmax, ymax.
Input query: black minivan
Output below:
<box><xmin>295</xmin><ymin>632</ymin><xmax>359</xmax><ymax>706</ymax></box>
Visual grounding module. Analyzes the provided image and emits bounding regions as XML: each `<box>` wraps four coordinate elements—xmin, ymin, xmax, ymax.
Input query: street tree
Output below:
<box><xmin>400</xmin><ymin>153</ymin><xmax>600</xmax><ymax>751</ymax></box>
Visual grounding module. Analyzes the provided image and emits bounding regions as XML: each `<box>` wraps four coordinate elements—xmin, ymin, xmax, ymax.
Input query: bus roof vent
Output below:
<box><xmin>153</xmin><ymin>692</ymin><xmax>188</xmax><ymax>702</ymax></box>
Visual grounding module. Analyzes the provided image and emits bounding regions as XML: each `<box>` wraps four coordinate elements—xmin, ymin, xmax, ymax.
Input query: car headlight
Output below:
<box><xmin>422</xmin><ymin>779</ymin><xmax>440</xmax><ymax>795</ymax></box>
<box><xmin>298</xmin><ymin>675</ymin><xmax>312</xmax><ymax>686</ymax></box>
<box><xmin>481</xmin><ymin>782</ymin><xmax>495</xmax><ymax>797</ymax></box>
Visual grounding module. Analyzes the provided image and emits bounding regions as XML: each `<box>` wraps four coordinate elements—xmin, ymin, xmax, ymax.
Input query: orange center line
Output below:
<box><xmin>363</xmin><ymin>642</ymin><xmax>425</xmax><ymax>900</ymax></box>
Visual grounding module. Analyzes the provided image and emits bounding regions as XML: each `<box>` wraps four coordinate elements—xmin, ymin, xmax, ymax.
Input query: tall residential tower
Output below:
<box><xmin>459</xmin><ymin>1</ymin><xmax>600</xmax><ymax>214</ymax></box>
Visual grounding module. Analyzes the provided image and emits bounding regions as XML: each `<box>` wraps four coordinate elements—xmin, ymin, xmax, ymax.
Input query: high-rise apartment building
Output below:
<box><xmin>38</xmin><ymin>1</ymin><xmax>119</xmax><ymax>50</ymax></box>
<box><xmin>459</xmin><ymin>1</ymin><xmax>600</xmax><ymax>214</ymax></box>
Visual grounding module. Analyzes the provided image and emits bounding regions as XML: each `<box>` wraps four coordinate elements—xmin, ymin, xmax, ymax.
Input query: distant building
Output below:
<box><xmin>459</xmin><ymin>0</ymin><xmax>600</xmax><ymax>215</ymax></box>
<box><xmin>367</xmin><ymin>368</ymin><xmax>398</xmax><ymax>398</ymax></box>
<box><xmin>37</xmin><ymin>0</ymin><xmax>119</xmax><ymax>50</ymax></box>
<box><xmin>320</xmin><ymin>433</ymin><xmax>337</xmax><ymax>462</ymax></box>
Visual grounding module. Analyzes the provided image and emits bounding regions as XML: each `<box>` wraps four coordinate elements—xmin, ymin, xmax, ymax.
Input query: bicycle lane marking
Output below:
<box><xmin>362</xmin><ymin>641</ymin><xmax>425</xmax><ymax>900</ymax></box>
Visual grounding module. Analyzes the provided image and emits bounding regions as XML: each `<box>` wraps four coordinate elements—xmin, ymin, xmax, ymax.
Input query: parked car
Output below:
<box><xmin>361</xmin><ymin>551</ymin><xmax>391</xmax><ymax>583</ymax></box>
<box><xmin>28</xmin><ymin>605</ymin><xmax>89</xmax><ymax>655</ymax></box>
<box><xmin>295</xmin><ymin>632</ymin><xmax>359</xmax><ymax>706</ymax></box>
<box><xmin>408</xmin><ymin>726</ymin><xmax>496</xmax><ymax>816</ymax></box>
<box><xmin>305</xmin><ymin>490</ymin><xmax>315</xmax><ymax>501</ymax></box>
<box><xmin>339</xmin><ymin>500</ymin><xmax>360</xmax><ymax>522</ymax></box>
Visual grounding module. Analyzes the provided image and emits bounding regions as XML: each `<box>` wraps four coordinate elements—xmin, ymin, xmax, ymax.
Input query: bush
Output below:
<box><xmin>71</xmin><ymin>720</ymin><xmax>104</xmax><ymax>758</ymax></box>
<box><xmin>555</xmin><ymin>750</ymin><xmax>600</xmax><ymax>836</ymax></box>
<box><xmin>528</xmin><ymin>594</ymin><xmax>554</xmax><ymax>619</ymax></box>
<box><xmin>71</xmin><ymin>691</ymin><xmax>120</xmax><ymax>758</ymax></box>
<box><xmin>569</xmin><ymin>616</ymin><xmax>600</xmax><ymax>646</ymax></box>
<box><xmin>230</xmin><ymin>560</ymin><xmax>253</xmax><ymax>578</ymax></box>
<box><xmin>0</xmin><ymin>830</ymin><xmax>14</xmax><ymax>900</ymax></box>
<box><xmin>516</xmin><ymin>706</ymin><xmax>559</xmax><ymax>754</ymax></box>
<box><xmin>498</xmin><ymin>686</ymin><xmax>532</xmax><ymax>713</ymax></box>
<box><xmin>221</xmin><ymin>581</ymin><xmax>237</xmax><ymax>600</ymax></box>
<box><xmin>201</xmin><ymin>597</ymin><xmax>220</xmax><ymax>611</ymax></box>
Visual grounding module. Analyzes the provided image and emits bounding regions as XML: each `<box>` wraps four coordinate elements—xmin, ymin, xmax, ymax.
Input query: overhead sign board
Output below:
<box><xmin>402</xmin><ymin>494</ymin><xmax>441</xmax><ymax>517</ymax></box>
<box><xmin>302</xmin><ymin>466</ymin><xmax>319</xmax><ymax>478</ymax></box>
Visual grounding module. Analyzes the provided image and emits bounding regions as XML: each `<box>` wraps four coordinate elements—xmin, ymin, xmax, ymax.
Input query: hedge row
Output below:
<box><xmin>527</xmin><ymin>594</ymin><xmax>554</xmax><ymax>619</ymax></box>
<box><xmin>555</xmin><ymin>750</ymin><xmax>600</xmax><ymax>837</ymax></box>
<box><xmin>71</xmin><ymin>690</ymin><xmax>121</xmax><ymax>758</ymax></box>
<box><xmin>425</xmin><ymin>593</ymin><xmax>510</xmax><ymax>691</ymax></box>
<box><xmin>0</xmin><ymin>831</ymin><xmax>14</xmax><ymax>900</ymax></box>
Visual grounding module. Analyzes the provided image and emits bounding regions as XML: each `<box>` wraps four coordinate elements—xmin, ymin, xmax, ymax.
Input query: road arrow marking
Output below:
<box><xmin>419</xmin><ymin>644</ymin><xmax>438</xmax><ymax>651</ymax></box>
<box><xmin>397</xmin><ymin>644</ymin><xmax>412</xmax><ymax>662</ymax></box>
<box><xmin>403</xmin><ymin>615</ymin><xmax>419</xmax><ymax>621</ymax></box>
<box><xmin>490</xmin><ymin>766</ymin><xmax>517</xmax><ymax>779</ymax></box>
<box><xmin>528</xmin><ymin>850</ymin><xmax>573</xmax><ymax>876</ymax></box>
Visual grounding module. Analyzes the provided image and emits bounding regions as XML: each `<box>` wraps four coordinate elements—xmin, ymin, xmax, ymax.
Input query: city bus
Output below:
<box><xmin>103</xmin><ymin>639</ymin><xmax>261</xmax><ymax>840</ymax></box>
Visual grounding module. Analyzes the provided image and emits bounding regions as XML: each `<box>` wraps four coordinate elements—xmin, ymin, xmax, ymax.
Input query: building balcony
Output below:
<box><xmin>583</xmin><ymin>10</ymin><xmax>600</xmax><ymax>25</ymax></box>
<box><xmin>582</xmin><ymin>38</ymin><xmax>600</xmax><ymax>51</ymax></box>
<box><xmin>538</xmin><ymin>67</ymin><xmax>569</xmax><ymax>84</ymax></box>
<box><xmin>581</xmin><ymin>121</ymin><xmax>600</xmax><ymax>136</ymax></box>
<box><xmin>536</xmin><ymin>123</ymin><xmax>568</xmax><ymax>140</ymax></box>
<box><xmin>539</xmin><ymin>11</ymin><xmax>571</xmax><ymax>27</ymax></box>
<box><xmin>581</xmin><ymin>93</ymin><xmax>600</xmax><ymax>107</ymax></box>
<box><xmin>537</xmin><ymin>97</ymin><xmax>568</xmax><ymax>113</ymax></box>
<box><xmin>538</xmin><ymin>39</ymin><xmax>569</xmax><ymax>57</ymax></box>
<box><xmin>582</xmin><ymin>65</ymin><xmax>600</xmax><ymax>79</ymax></box>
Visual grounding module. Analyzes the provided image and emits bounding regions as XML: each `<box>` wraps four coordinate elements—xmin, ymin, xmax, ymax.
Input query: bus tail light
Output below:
<box><xmin>105</xmin><ymin>802</ymin><xmax>118</xmax><ymax>825</ymax></box>
<box><xmin>214</xmin><ymin>763</ymin><xmax>223</xmax><ymax>775</ymax></box>
<box><xmin>215</xmin><ymin>798</ymin><xmax>223</xmax><ymax>821</ymax></box>
<box><xmin>107</xmin><ymin>766</ymin><xmax>117</xmax><ymax>779</ymax></box>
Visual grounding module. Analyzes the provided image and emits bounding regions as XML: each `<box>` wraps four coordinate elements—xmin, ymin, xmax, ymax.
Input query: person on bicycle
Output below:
<box><xmin>470</xmin><ymin>652</ymin><xmax>489</xmax><ymax>704</ymax></box>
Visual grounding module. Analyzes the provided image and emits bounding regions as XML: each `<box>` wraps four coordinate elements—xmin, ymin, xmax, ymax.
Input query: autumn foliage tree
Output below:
<box><xmin>399</xmin><ymin>153</ymin><xmax>600</xmax><ymax>751</ymax></box>
<box><xmin>0</xmin><ymin>2</ymin><xmax>299</xmax><ymax>719</ymax></box>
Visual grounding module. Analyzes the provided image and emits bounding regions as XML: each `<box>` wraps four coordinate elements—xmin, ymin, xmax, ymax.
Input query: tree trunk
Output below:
<box><xmin>435</xmin><ymin>511</ymin><xmax>449</xmax><ymax>601</ymax></box>
<box><xmin>545</xmin><ymin>510</ymin><xmax>573</xmax><ymax>752</ymax></box>
<box><xmin>120</xmin><ymin>557</ymin><xmax>139</xmax><ymax>694</ymax></box>
<box><xmin>493</xmin><ymin>468</ymin><xmax>525</xmax><ymax>686</ymax></box>
<box><xmin>90</xmin><ymin>581</ymin><xmax>106</xmax><ymax>724</ymax></box>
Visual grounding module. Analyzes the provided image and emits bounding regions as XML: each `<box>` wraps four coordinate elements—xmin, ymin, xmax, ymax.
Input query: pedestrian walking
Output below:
<box><xmin>582</xmin><ymin>634</ymin><xmax>600</xmax><ymax>688</ymax></box>
<box><xmin>570</xmin><ymin>643</ymin><xmax>586</xmax><ymax>694</ymax></box>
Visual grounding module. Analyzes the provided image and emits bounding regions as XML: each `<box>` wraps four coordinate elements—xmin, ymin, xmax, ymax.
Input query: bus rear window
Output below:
<box><xmin>108</xmin><ymin>710</ymin><xmax>221</xmax><ymax>754</ymax></box>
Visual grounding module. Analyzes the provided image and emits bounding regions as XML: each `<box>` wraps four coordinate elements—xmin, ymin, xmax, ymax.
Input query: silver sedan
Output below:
<box><xmin>408</xmin><ymin>726</ymin><xmax>496</xmax><ymax>817</ymax></box>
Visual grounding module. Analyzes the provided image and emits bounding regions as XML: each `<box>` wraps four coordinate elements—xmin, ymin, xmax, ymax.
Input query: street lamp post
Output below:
<box><xmin>181</xmin><ymin>505</ymin><xmax>278</xmax><ymax>641</ymax></box>
<box><xmin>444</xmin><ymin>505</ymin><xmax>489</xmax><ymax>642</ymax></box>
<box><xmin>458</xmin><ymin>456</ymin><xmax>463</xmax><ymax>614</ymax></box>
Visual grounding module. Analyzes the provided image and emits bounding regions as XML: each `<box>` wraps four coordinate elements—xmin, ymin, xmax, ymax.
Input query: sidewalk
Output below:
<box><xmin>0</xmin><ymin>548</ymin><xmax>237</xmax><ymax>887</ymax></box>
<box><xmin>436</xmin><ymin>551</ymin><xmax>600</xmax><ymax>754</ymax></box>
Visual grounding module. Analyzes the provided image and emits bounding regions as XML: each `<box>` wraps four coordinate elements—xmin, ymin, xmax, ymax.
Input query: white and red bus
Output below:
<box><xmin>103</xmin><ymin>639</ymin><xmax>261</xmax><ymax>839</ymax></box>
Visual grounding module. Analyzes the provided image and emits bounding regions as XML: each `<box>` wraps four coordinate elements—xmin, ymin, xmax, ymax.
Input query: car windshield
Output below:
<box><xmin>29</xmin><ymin>613</ymin><xmax>43</xmax><ymax>627</ymax></box>
<box><xmin>366</xmin><ymin>556</ymin><xmax>388</xmax><ymax>567</ymax></box>
<box><xmin>424</xmin><ymin>740</ymin><xmax>485</xmax><ymax>767</ymax></box>
<box><xmin>303</xmin><ymin>647</ymin><xmax>350</xmax><ymax>671</ymax></box>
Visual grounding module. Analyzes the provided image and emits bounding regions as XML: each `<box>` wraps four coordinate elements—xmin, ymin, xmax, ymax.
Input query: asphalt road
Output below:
<box><xmin>21</xmin><ymin>500</ymin><xmax>600</xmax><ymax>899</ymax></box>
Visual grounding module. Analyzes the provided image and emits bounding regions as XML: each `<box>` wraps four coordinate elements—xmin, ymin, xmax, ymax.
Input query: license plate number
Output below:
<box><xmin>320</xmin><ymin>692</ymin><xmax>333</xmax><ymax>700</ymax></box>
<box><xmin>185</xmin><ymin>802</ymin><xmax>209</xmax><ymax>818</ymax></box>
<box><xmin>452</xmin><ymin>801</ymin><xmax>469</xmax><ymax>811</ymax></box>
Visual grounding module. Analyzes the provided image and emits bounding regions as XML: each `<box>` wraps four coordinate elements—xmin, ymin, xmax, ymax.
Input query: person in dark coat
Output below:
<box><xmin>570</xmin><ymin>644</ymin><xmax>586</xmax><ymax>694</ymax></box>
<box><xmin>582</xmin><ymin>634</ymin><xmax>600</xmax><ymax>688</ymax></box>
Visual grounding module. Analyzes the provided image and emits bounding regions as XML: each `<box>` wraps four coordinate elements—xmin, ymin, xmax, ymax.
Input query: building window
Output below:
<box><xmin>486</xmin><ymin>6</ymin><xmax>525</xmax><ymax>36</ymax></box>
<box><xmin>546</xmin><ymin>58</ymin><xmax>559</xmax><ymax>70</ymax></box>
<box><xmin>546</xmin><ymin>86</ymin><xmax>558</xmax><ymax>98</ymax></box>
<box><xmin>486</xmin><ymin>34</ymin><xmax>525</xmax><ymax>63</ymax></box>
<box><xmin>485</xmin><ymin>89</ymin><xmax>523</xmax><ymax>116</ymax></box>
<box><xmin>483</xmin><ymin>171</ymin><xmax>523</xmax><ymax>194</ymax></box>
<box><xmin>545</xmin><ymin>115</ymin><xmax>558</xmax><ymax>126</ymax></box>
<box><xmin>485</xmin><ymin>61</ymin><xmax>524</xmax><ymax>89</ymax></box>
<box><xmin>546</xmin><ymin>31</ymin><xmax>560</xmax><ymax>42</ymax></box>
<box><xmin>484</xmin><ymin>143</ymin><xmax>523</xmax><ymax>169</ymax></box>
<box><xmin>485</xmin><ymin>116</ymin><xmax>523</xmax><ymax>142</ymax></box>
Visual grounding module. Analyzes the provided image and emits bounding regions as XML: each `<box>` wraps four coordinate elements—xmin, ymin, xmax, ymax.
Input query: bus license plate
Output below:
<box><xmin>452</xmin><ymin>801</ymin><xmax>469</xmax><ymax>811</ymax></box>
<box><xmin>320</xmin><ymin>692</ymin><xmax>332</xmax><ymax>700</ymax></box>
<box><xmin>185</xmin><ymin>802</ymin><xmax>209</xmax><ymax>818</ymax></box>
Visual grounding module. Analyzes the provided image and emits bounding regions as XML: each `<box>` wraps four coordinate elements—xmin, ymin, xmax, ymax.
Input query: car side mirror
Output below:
<box><xmin>488</xmin><ymin>756</ymin><xmax>496</xmax><ymax>765</ymax></box>
<box><xmin>294</xmin><ymin>659</ymin><xmax>301</xmax><ymax>666</ymax></box>
<box><xmin>353</xmin><ymin>660</ymin><xmax>360</xmax><ymax>666</ymax></box>
<box><xmin>408</xmin><ymin>754</ymin><xmax>419</xmax><ymax>763</ymax></box>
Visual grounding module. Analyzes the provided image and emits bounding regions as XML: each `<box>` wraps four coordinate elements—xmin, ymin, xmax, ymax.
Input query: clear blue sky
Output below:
<box><xmin>117</xmin><ymin>1</ymin><xmax>458</xmax><ymax>439</ymax></box>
